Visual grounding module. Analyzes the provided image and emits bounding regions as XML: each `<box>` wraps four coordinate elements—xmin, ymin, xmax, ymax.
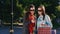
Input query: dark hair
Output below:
<box><xmin>38</xmin><ymin>5</ymin><xmax>45</xmax><ymax>20</ymax></box>
<box><xmin>28</xmin><ymin>4</ymin><xmax>35</xmax><ymax>11</ymax></box>
<box><xmin>25</xmin><ymin>12</ymin><xmax>30</xmax><ymax>20</ymax></box>
<box><xmin>25</xmin><ymin>4</ymin><xmax>35</xmax><ymax>20</ymax></box>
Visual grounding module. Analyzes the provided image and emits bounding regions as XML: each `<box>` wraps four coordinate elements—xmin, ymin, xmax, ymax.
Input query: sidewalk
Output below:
<box><xmin>56</xmin><ymin>28</ymin><xmax>60</xmax><ymax>34</ymax></box>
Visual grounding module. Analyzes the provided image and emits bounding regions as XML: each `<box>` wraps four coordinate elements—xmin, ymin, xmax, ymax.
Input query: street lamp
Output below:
<box><xmin>10</xmin><ymin>12</ymin><xmax>14</xmax><ymax>34</ymax></box>
<box><xmin>10</xmin><ymin>0</ymin><xmax>14</xmax><ymax>34</ymax></box>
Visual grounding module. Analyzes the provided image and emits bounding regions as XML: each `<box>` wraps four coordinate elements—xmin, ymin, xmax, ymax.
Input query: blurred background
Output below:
<box><xmin>0</xmin><ymin>0</ymin><xmax>60</xmax><ymax>34</ymax></box>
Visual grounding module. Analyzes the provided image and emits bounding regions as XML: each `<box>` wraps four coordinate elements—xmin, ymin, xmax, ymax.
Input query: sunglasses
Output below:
<box><xmin>30</xmin><ymin>10</ymin><xmax>35</xmax><ymax>11</ymax></box>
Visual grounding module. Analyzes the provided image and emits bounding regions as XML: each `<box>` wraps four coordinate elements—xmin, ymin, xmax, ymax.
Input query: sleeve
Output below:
<box><xmin>23</xmin><ymin>14</ymin><xmax>29</xmax><ymax>26</ymax></box>
<box><xmin>23</xmin><ymin>14</ymin><xmax>29</xmax><ymax>34</ymax></box>
<box><xmin>46</xmin><ymin>15</ymin><xmax>53</xmax><ymax>28</ymax></box>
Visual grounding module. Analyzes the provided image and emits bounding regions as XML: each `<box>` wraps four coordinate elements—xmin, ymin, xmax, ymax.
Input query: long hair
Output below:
<box><xmin>25</xmin><ymin>4</ymin><xmax>35</xmax><ymax>20</ymax></box>
<box><xmin>38</xmin><ymin>5</ymin><xmax>46</xmax><ymax>20</ymax></box>
<box><xmin>25</xmin><ymin>12</ymin><xmax>30</xmax><ymax>20</ymax></box>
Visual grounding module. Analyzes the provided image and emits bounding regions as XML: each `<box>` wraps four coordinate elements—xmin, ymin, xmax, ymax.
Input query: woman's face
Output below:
<box><xmin>38</xmin><ymin>7</ymin><xmax>42</xmax><ymax>15</ymax></box>
<box><xmin>30</xmin><ymin>7</ymin><xmax>35</xmax><ymax>15</ymax></box>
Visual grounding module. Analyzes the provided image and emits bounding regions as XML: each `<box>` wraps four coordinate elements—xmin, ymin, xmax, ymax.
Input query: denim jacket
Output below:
<box><xmin>37</xmin><ymin>15</ymin><xmax>53</xmax><ymax>29</ymax></box>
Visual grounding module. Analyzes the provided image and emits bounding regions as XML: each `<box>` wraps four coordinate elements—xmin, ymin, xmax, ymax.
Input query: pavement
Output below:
<box><xmin>0</xmin><ymin>26</ymin><xmax>23</xmax><ymax>34</ymax></box>
<box><xmin>0</xmin><ymin>26</ymin><xmax>60</xmax><ymax>34</ymax></box>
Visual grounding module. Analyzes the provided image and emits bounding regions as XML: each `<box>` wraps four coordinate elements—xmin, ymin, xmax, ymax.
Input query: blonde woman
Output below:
<box><xmin>37</xmin><ymin>5</ymin><xmax>53</xmax><ymax>34</ymax></box>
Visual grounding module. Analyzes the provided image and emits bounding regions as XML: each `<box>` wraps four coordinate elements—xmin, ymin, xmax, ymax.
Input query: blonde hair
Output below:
<box><xmin>38</xmin><ymin>5</ymin><xmax>46</xmax><ymax>20</ymax></box>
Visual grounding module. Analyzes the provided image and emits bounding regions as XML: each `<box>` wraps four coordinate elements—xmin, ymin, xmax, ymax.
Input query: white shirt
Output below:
<box><xmin>37</xmin><ymin>15</ymin><xmax>53</xmax><ymax>29</ymax></box>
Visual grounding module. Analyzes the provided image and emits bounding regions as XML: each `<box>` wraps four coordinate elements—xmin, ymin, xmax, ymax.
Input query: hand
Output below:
<box><xmin>31</xmin><ymin>20</ymin><xmax>35</xmax><ymax>23</ymax></box>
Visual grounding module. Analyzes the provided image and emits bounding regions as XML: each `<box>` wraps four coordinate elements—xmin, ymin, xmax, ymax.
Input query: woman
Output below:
<box><xmin>37</xmin><ymin>5</ymin><xmax>53</xmax><ymax>34</ymax></box>
<box><xmin>23</xmin><ymin>4</ymin><xmax>36</xmax><ymax>34</ymax></box>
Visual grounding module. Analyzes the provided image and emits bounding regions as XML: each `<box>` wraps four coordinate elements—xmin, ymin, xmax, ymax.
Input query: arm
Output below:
<box><xmin>46</xmin><ymin>15</ymin><xmax>53</xmax><ymax>28</ymax></box>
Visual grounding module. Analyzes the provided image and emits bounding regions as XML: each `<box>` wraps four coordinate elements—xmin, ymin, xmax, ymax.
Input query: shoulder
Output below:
<box><xmin>45</xmin><ymin>14</ymin><xmax>50</xmax><ymax>18</ymax></box>
<box><xmin>45</xmin><ymin>14</ymin><xmax>51</xmax><ymax>20</ymax></box>
<box><xmin>45</xmin><ymin>14</ymin><xmax>51</xmax><ymax>21</ymax></box>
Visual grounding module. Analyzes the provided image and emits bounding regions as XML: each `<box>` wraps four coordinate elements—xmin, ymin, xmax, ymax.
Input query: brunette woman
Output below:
<box><xmin>23</xmin><ymin>4</ymin><xmax>36</xmax><ymax>34</ymax></box>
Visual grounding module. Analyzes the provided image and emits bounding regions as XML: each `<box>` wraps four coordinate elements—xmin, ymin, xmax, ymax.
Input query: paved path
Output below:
<box><xmin>0</xmin><ymin>26</ymin><xmax>23</xmax><ymax>34</ymax></box>
<box><xmin>56</xmin><ymin>28</ymin><xmax>60</xmax><ymax>34</ymax></box>
<box><xmin>0</xmin><ymin>26</ymin><xmax>60</xmax><ymax>34</ymax></box>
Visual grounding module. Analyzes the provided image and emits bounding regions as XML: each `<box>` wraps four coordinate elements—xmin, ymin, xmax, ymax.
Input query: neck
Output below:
<box><xmin>39</xmin><ymin>14</ymin><xmax>42</xmax><ymax>16</ymax></box>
